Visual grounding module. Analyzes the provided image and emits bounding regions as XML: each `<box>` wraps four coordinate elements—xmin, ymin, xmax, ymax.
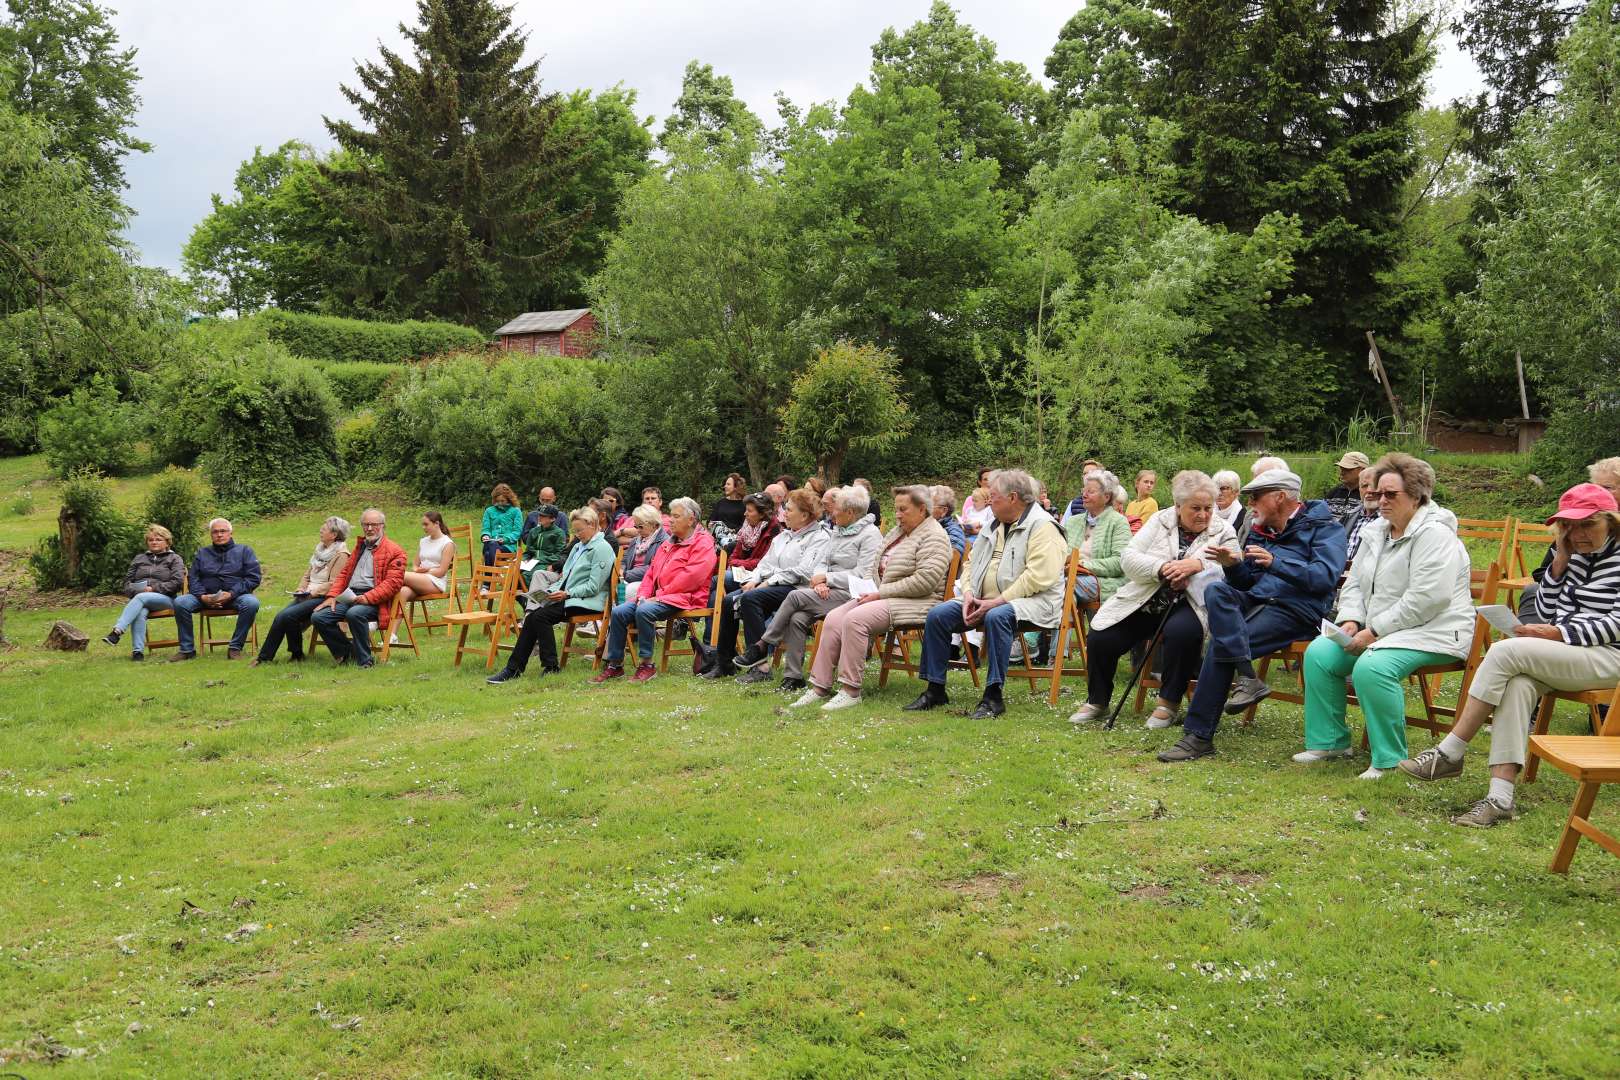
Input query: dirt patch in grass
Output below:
<box><xmin>1123</xmin><ymin>883</ymin><xmax>1172</xmax><ymax>901</ymax></box>
<box><xmin>942</xmin><ymin>872</ymin><xmax>1023</xmax><ymax>900</ymax></box>
<box><xmin>394</xmin><ymin>788</ymin><xmax>462</xmax><ymax>801</ymax></box>
<box><xmin>1201</xmin><ymin>866</ymin><xmax>1268</xmax><ymax>888</ymax></box>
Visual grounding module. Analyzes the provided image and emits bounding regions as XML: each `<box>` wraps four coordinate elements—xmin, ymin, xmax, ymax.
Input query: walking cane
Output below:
<box><xmin>1105</xmin><ymin>598</ymin><xmax>1180</xmax><ymax>730</ymax></box>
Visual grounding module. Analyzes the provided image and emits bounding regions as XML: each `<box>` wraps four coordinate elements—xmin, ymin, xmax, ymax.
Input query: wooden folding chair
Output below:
<box><xmin>306</xmin><ymin>592</ymin><xmax>418</xmax><ymax>662</ymax></box>
<box><xmin>407</xmin><ymin>523</ymin><xmax>471</xmax><ymax>635</ymax></box>
<box><xmin>560</xmin><ymin>559</ymin><xmax>621</xmax><ymax>670</ymax></box>
<box><xmin>141</xmin><ymin>573</ymin><xmax>183</xmax><ymax>653</ymax></box>
<box><xmin>444</xmin><ymin>562</ymin><xmax>520</xmax><ymax>669</ymax></box>
<box><xmin>877</xmin><ymin>551</ymin><xmax>959</xmax><ymax>688</ymax></box>
<box><xmin>1455</xmin><ymin>517</ymin><xmax>1514</xmax><ymax>573</ymax></box>
<box><xmin>654</xmin><ymin>551</ymin><xmax>727</xmax><ymax>673</ymax></box>
<box><xmin>1529</xmin><ymin>683</ymin><xmax>1620</xmax><ymax>873</ymax></box>
<box><xmin>1502</xmin><ymin>517</ymin><xmax>1553</xmax><ymax>609</ymax></box>
<box><xmin>1524</xmin><ymin>683</ymin><xmax>1610</xmax><ymax>784</ymax></box>
<box><xmin>196</xmin><ymin>603</ymin><xmax>260</xmax><ymax>653</ymax></box>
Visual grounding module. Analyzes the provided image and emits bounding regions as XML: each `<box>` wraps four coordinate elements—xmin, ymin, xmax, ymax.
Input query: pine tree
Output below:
<box><xmin>321</xmin><ymin>0</ymin><xmax>590</xmax><ymax>326</ymax></box>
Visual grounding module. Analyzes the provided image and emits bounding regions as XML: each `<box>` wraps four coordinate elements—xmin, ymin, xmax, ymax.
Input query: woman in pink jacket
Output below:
<box><xmin>593</xmin><ymin>496</ymin><xmax>718</xmax><ymax>684</ymax></box>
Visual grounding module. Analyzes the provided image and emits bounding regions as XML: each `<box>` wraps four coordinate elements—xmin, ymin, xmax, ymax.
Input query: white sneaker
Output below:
<box><xmin>388</xmin><ymin>633</ymin><xmax>399</xmax><ymax>646</ymax></box>
<box><xmin>789</xmin><ymin>688</ymin><xmax>827</xmax><ymax>708</ymax></box>
<box><xmin>1358</xmin><ymin>766</ymin><xmax>1386</xmax><ymax>780</ymax></box>
<box><xmin>1068</xmin><ymin>703</ymin><xmax>1102</xmax><ymax>724</ymax></box>
<box><xmin>1292</xmin><ymin>748</ymin><xmax>1355</xmax><ymax>764</ymax></box>
<box><xmin>821</xmin><ymin>690</ymin><xmax>861</xmax><ymax>711</ymax></box>
<box><xmin>1145</xmin><ymin>706</ymin><xmax>1177</xmax><ymax>730</ymax></box>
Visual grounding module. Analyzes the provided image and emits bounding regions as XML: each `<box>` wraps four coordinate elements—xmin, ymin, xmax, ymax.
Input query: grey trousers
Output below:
<box><xmin>1468</xmin><ymin>637</ymin><xmax>1620</xmax><ymax>766</ymax></box>
<box><xmin>762</xmin><ymin>586</ymin><xmax>851</xmax><ymax>679</ymax></box>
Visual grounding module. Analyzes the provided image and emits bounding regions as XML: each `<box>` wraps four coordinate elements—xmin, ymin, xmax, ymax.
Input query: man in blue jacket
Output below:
<box><xmin>1158</xmin><ymin>469</ymin><xmax>1347</xmax><ymax>762</ymax></box>
<box><xmin>170</xmin><ymin>518</ymin><xmax>263</xmax><ymax>661</ymax></box>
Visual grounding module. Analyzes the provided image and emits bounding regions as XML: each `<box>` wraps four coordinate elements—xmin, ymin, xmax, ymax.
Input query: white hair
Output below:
<box><xmin>1171</xmin><ymin>470</ymin><xmax>1219</xmax><ymax>506</ymax></box>
<box><xmin>1212</xmin><ymin>470</ymin><xmax>1241</xmax><ymax>491</ymax></box>
<box><xmin>1251</xmin><ymin>456</ymin><xmax>1289</xmax><ymax>477</ymax></box>
<box><xmin>930</xmin><ymin>484</ymin><xmax>957</xmax><ymax>514</ymax></box>
<box><xmin>321</xmin><ymin>515</ymin><xmax>351</xmax><ymax>542</ymax></box>
<box><xmin>669</xmin><ymin>496</ymin><xmax>701</xmax><ymax>520</ymax></box>
<box><xmin>834</xmin><ymin>485</ymin><xmax>871</xmax><ymax>515</ymax></box>
<box><xmin>1085</xmin><ymin>469</ymin><xmax>1124</xmax><ymax>505</ymax></box>
<box><xmin>208</xmin><ymin>517</ymin><xmax>232</xmax><ymax>531</ymax></box>
<box><xmin>892</xmin><ymin>484</ymin><xmax>932</xmax><ymax>513</ymax></box>
<box><xmin>360</xmin><ymin>507</ymin><xmax>385</xmax><ymax>525</ymax></box>
<box><xmin>988</xmin><ymin>468</ymin><xmax>1039</xmax><ymax>505</ymax></box>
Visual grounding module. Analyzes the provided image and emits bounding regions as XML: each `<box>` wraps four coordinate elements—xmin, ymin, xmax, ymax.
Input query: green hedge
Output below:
<box><xmin>258</xmin><ymin>309</ymin><xmax>486</xmax><ymax>364</ymax></box>
<box><xmin>321</xmin><ymin>361</ymin><xmax>400</xmax><ymax>409</ymax></box>
<box><xmin>29</xmin><ymin>470</ymin><xmax>143</xmax><ymax>592</ymax></box>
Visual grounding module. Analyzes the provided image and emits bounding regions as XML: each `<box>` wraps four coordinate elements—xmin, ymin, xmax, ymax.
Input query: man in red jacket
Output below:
<box><xmin>593</xmin><ymin>496</ymin><xmax>717</xmax><ymax>684</ymax></box>
<box><xmin>311</xmin><ymin>507</ymin><xmax>408</xmax><ymax>668</ymax></box>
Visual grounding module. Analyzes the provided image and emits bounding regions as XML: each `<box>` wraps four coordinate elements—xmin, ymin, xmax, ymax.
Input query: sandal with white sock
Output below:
<box><xmin>1068</xmin><ymin>702</ymin><xmax>1102</xmax><ymax>724</ymax></box>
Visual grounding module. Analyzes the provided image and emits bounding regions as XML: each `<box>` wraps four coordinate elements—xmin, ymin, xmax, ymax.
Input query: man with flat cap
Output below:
<box><xmin>1158</xmin><ymin>468</ymin><xmax>1348</xmax><ymax>762</ymax></box>
<box><xmin>1323</xmin><ymin>451</ymin><xmax>1370</xmax><ymax>520</ymax></box>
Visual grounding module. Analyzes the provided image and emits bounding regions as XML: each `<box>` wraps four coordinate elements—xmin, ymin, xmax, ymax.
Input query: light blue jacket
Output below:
<box><xmin>557</xmin><ymin>534</ymin><xmax>616</xmax><ymax>612</ymax></box>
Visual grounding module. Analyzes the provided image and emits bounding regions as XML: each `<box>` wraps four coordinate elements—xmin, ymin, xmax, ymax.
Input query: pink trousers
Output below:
<box><xmin>810</xmin><ymin>598</ymin><xmax>892</xmax><ymax>694</ymax></box>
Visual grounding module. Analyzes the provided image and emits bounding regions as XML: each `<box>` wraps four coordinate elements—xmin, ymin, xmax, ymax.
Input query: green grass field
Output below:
<box><xmin>2</xmin><ymin>455</ymin><xmax>1616</xmax><ymax>1077</ymax></box>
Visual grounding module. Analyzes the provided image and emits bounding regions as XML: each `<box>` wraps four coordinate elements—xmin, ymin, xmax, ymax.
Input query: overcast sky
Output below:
<box><xmin>110</xmin><ymin>0</ymin><xmax>1483</xmax><ymax>273</ymax></box>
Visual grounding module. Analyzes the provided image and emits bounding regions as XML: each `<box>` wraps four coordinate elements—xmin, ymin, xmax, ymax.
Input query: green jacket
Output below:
<box><xmin>481</xmin><ymin>503</ymin><xmax>523</xmax><ymax>546</ymax></box>
<box><xmin>1063</xmin><ymin>506</ymin><xmax>1131</xmax><ymax>603</ymax></box>
<box><xmin>523</xmin><ymin>521</ymin><xmax>568</xmax><ymax>570</ymax></box>
<box><xmin>557</xmin><ymin>533</ymin><xmax>616</xmax><ymax>612</ymax></box>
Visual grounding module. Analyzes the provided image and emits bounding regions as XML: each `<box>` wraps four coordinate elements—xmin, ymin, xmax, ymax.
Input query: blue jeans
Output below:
<box><xmin>113</xmin><ymin>592</ymin><xmax>175</xmax><ymax>654</ymax></box>
<box><xmin>920</xmin><ymin>599</ymin><xmax>1021</xmax><ymax>690</ymax></box>
<box><xmin>173</xmin><ymin>592</ymin><xmax>261</xmax><ymax>654</ymax></box>
<box><xmin>1182</xmin><ymin>580</ymin><xmax>1317</xmax><ymax>740</ymax></box>
<box><xmin>311</xmin><ymin>601</ymin><xmax>381</xmax><ymax>666</ymax></box>
<box><xmin>1074</xmin><ymin>576</ymin><xmax>1100</xmax><ymax>604</ymax></box>
<box><xmin>605</xmin><ymin>599</ymin><xmax>678</xmax><ymax>666</ymax></box>
<box><xmin>482</xmin><ymin>539</ymin><xmax>514</xmax><ymax>565</ymax></box>
<box><xmin>258</xmin><ymin>596</ymin><xmax>321</xmax><ymax>661</ymax></box>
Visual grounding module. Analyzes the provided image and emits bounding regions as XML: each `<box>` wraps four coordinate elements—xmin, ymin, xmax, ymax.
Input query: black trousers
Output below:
<box><xmin>1084</xmin><ymin>601</ymin><xmax>1205</xmax><ymax>708</ymax></box>
<box><xmin>509</xmin><ymin>600</ymin><xmax>569</xmax><ymax>673</ymax></box>
<box><xmin>716</xmin><ymin>584</ymin><xmax>795</xmax><ymax>663</ymax></box>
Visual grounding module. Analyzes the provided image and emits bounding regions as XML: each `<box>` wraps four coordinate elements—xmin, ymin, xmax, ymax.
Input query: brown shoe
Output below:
<box><xmin>168</xmin><ymin>651</ymin><xmax>196</xmax><ymax>662</ymax></box>
<box><xmin>247</xmin><ymin>658</ymin><xmax>262</xmax><ymax>668</ymax></box>
<box><xmin>227</xmin><ymin>648</ymin><xmax>243</xmax><ymax>660</ymax></box>
<box><xmin>1397</xmin><ymin>747</ymin><xmax>1464</xmax><ymax>781</ymax></box>
<box><xmin>629</xmin><ymin>662</ymin><xmax>657</xmax><ymax>683</ymax></box>
<box><xmin>590</xmin><ymin>664</ymin><xmax>624</xmax><ymax>684</ymax></box>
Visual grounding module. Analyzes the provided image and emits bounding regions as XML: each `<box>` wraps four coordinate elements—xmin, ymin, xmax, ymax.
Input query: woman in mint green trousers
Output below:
<box><xmin>1298</xmin><ymin>454</ymin><xmax>1476</xmax><ymax>778</ymax></box>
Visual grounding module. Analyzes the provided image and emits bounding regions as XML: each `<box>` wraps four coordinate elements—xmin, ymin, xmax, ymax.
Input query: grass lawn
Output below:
<box><xmin>2</xmin><ymin>454</ymin><xmax>1616</xmax><ymax>1076</ymax></box>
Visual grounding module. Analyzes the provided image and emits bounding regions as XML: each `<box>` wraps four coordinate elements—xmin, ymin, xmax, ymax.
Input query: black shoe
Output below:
<box><xmin>356</xmin><ymin>660</ymin><xmax>375</xmax><ymax>669</ymax></box>
<box><xmin>486</xmin><ymin>668</ymin><xmax>518</xmax><ymax>684</ymax></box>
<box><xmin>1157</xmin><ymin>733</ymin><xmax>1216</xmax><ymax>762</ymax></box>
<box><xmin>131</xmin><ymin>651</ymin><xmax>144</xmax><ymax>662</ymax></box>
<box><xmin>700</xmin><ymin>663</ymin><xmax>736</xmax><ymax>679</ymax></box>
<box><xmin>737</xmin><ymin>644</ymin><xmax>772</xmax><ymax>670</ymax></box>
<box><xmin>103</xmin><ymin>629</ymin><xmax>122</xmax><ymax>646</ymax></box>
<box><xmin>1224</xmin><ymin>675</ymin><xmax>1272</xmax><ymax>715</ymax></box>
<box><xmin>735</xmin><ymin>667</ymin><xmax>772</xmax><ymax>685</ymax></box>
<box><xmin>540</xmin><ymin>665</ymin><xmax>560</xmax><ymax>676</ymax></box>
<box><xmin>287</xmin><ymin>653</ymin><xmax>304</xmax><ymax>663</ymax></box>
<box><xmin>903</xmin><ymin>683</ymin><xmax>949</xmax><ymax>711</ymax></box>
<box><xmin>778</xmin><ymin>677</ymin><xmax>807</xmax><ymax>693</ymax></box>
<box><xmin>971</xmin><ymin>686</ymin><xmax>1005</xmax><ymax>720</ymax></box>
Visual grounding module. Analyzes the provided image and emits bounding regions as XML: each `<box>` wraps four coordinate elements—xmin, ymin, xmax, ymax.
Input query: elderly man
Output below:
<box><xmin>1323</xmin><ymin>451</ymin><xmax>1369</xmax><ymax>519</ymax></box>
<box><xmin>169</xmin><ymin>518</ymin><xmax>262</xmax><ymax>661</ymax></box>
<box><xmin>1250</xmin><ymin>455</ymin><xmax>1289</xmax><ymax>478</ymax></box>
<box><xmin>905</xmin><ymin>469</ymin><xmax>1068</xmax><ymax>719</ymax></box>
<box><xmin>1340</xmin><ymin>469</ymin><xmax>1381</xmax><ymax>564</ymax></box>
<box><xmin>593</xmin><ymin>497</ymin><xmax>717</xmax><ymax>684</ymax></box>
<box><xmin>1157</xmin><ymin>469</ymin><xmax>1347</xmax><ymax>762</ymax></box>
<box><xmin>311</xmin><ymin>508</ymin><xmax>408</xmax><ymax>668</ymax></box>
<box><xmin>931</xmin><ymin>484</ymin><xmax>967</xmax><ymax>555</ymax></box>
<box><xmin>763</xmin><ymin>481</ymin><xmax>789</xmax><ymax>526</ymax></box>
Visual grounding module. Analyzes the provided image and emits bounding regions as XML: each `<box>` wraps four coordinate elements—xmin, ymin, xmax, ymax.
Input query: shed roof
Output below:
<box><xmin>493</xmin><ymin>308</ymin><xmax>591</xmax><ymax>335</ymax></box>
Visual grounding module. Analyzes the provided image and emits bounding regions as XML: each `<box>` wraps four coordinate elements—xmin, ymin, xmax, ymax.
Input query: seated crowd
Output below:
<box><xmin>98</xmin><ymin>453</ymin><xmax>1620</xmax><ymax>831</ymax></box>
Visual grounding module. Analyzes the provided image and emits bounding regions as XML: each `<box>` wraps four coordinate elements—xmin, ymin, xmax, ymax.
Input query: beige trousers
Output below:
<box><xmin>1467</xmin><ymin>637</ymin><xmax>1620</xmax><ymax>766</ymax></box>
<box><xmin>763</xmin><ymin>586</ymin><xmax>850</xmax><ymax>679</ymax></box>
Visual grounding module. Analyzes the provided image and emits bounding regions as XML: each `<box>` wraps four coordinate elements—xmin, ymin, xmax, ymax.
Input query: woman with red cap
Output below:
<box><xmin>1399</xmin><ymin>482</ymin><xmax>1620</xmax><ymax>827</ymax></box>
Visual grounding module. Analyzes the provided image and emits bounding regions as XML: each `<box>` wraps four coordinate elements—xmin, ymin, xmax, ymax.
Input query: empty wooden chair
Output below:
<box><xmin>1528</xmin><ymin>683</ymin><xmax>1620</xmax><ymax>873</ymax></box>
<box><xmin>444</xmin><ymin>562</ymin><xmax>520</xmax><ymax>670</ymax></box>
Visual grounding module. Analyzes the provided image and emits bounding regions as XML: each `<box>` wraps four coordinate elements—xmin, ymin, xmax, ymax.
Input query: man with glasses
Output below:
<box><xmin>1158</xmin><ymin>469</ymin><xmax>1347</xmax><ymax>762</ymax></box>
<box><xmin>311</xmin><ymin>508</ymin><xmax>407</xmax><ymax>668</ymax></box>
<box><xmin>170</xmin><ymin>518</ymin><xmax>263</xmax><ymax>661</ymax></box>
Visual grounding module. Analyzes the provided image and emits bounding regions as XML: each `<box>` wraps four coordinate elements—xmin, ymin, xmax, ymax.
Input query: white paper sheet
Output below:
<box><xmin>849</xmin><ymin>576</ymin><xmax>879</xmax><ymax>599</ymax></box>
<box><xmin>1320</xmin><ymin>618</ymin><xmax>1355</xmax><ymax>648</ymax></box>
<box><xmin>1476</xmin><ymin>604</ymin><xmax>1522</xmax><ymax>635</ymax></box>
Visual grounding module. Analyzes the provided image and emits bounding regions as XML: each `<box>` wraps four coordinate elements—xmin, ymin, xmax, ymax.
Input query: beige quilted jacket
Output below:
<box><xmin>867</xmin><ymin>516</ymin><xmax>953</xmax><ymax>627</ymax></box>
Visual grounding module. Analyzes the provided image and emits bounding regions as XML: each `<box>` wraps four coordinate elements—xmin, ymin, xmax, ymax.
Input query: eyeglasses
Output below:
<box><xmin>1374</xmin><ymin>490</ymin><xmax>1405</xmax><ymax>501</ymax></box>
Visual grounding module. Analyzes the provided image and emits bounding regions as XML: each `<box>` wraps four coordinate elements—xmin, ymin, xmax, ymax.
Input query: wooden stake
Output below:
<box><xmin>1364</xmin><ymin>331</ymin><xmax>1403</xmax><ymax>430</ymax></box>
<box><xmin>1515</xmin><ymin>350</ymin><xmax>1531</xmax><ymax>419</ymax></box>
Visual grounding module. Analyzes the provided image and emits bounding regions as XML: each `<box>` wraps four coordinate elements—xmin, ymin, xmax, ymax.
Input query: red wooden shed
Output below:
<box><xmin>493</xmin><ymin>308</ymin><xmax>598</xmax><ymax>357</ymax></box>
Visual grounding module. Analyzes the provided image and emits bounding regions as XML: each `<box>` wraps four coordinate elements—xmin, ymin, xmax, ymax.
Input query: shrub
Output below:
<box><xmin>1531</xmin><ymin>383</ymin><xmax>1620</xmax><ymax>495</ymax></box>
<box><xmin>321</xmin><ymin>361</ymin><xmax>400</xmax><ymax>409</ymax></box>
<box><xmin>337</xmin><ymin>413</ymin><xmax>387</xmax><ymax>479</ymax></box>
<box><xmin>37</xmin><ymin>377</ymin><xmax>141</xmax><ymax>478</ymax></box>
<box><xmin>196</xmin><ymin>344</ymin><xmax>343</xmax><ymax>516</ymax></box>
<box><xmin>779</xmin><ymin>342</ymin><xmax>912</xmax><ymax>484</ymax></box>
<box><xmin>257</xmin><ymin>309</ymin><xmax>486</xmax><ymax>364</ymax></box>
<box><xmin>29</xmin><ymin>470</ymin><xmax>143</xmax><ymax>592</ymax></box>
<box><xmin>142</xmin><ymin>468</ymin><xmax>210</xmax><ymax>562</ymax></box>
<box><xmin>375</xmin><ymin>353</ymin><xmax>609</xmax><ymax>503</ymax></box>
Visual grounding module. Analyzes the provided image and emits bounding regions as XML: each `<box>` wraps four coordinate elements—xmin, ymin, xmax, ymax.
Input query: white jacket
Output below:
<box><xmin>754</xmin><ymin>522</ymin><xmax>828</xmax><ymax>587</ymax></box>
<box><xmin>1091</xmin><ymin>506</ymin><xmax>1237</xmax><ymax>632</ymax></box>
<box><xmin>1334</xmin><ymin>501</ymin><xmax>1473</xmax><ymax>658</ymax></box>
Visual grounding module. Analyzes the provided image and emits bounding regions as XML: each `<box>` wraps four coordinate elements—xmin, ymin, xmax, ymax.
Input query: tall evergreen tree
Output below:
<box><xmin>322</xmin><ymin>0</ymin><xmax>590</xmax><ymax>327</ymax></box>
<box><xmin>1453</xmin><ymin>0</ymin><xmax>1585</xmax><ymax>160</ymax></box>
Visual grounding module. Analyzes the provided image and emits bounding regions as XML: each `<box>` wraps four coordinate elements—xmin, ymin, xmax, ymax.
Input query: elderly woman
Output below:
<box><xmin>1069</xmin><ymin>471</ymin><xmax>1236</xmax><ymax>728</ymax></box>
<box><xmin>1065</xmin><ymin>468</ymin><xmax>1132</xmax><ymax>606</ymax></box>
<box><xmin>931</xmin><ymin>485</ymin><xmax>966</xmax><ymax>555</ymax></box>
<box><xmin>101</xmin><ymin>524</ymin><xmax>188</xmax><ymax>661</ymax></box>
<box><xmin>1212</xmin><ymin>470</ymin><xmax>1247</xmax><ymax>537</ymax></box>
<box><xmin>791</xmin><ymin>486</ymin><xmax>952</xmax><ymax>709</ymax></box>
<box><xmin>1400</xmin><ymin>482</ymin><xmax>1620</xmax><ymax>826</ymax></box>
<box><xmin>249</xmin><ymin>516</ymin><xmax>350</xmax><ymax>666</ymax></box>
<box><xmin>738</xmin><ymin>486</ymin><xmax>883</xmax><ymax>690</ymax></box>
<box><xmin>488</xmin><ymin>506</ymin><xmax>617</xmax><ymax>682</ymax></box>
<box><xmin>1517</xmin><ymin>457</ymin><xmax>1620</xmax><ymax>617</ymax></box>
<box><xmin>481</xmin><ymin>483</ymin><xmax>523</xmax><ymax>566</ymax></box>
<box><xmin>593</xmin><ymin>497</ymin><xmax>717</xmax><ymax>684</ymax></box>
<box><xmin>1296</xmin><ymin>454</ymin><xmax>1473</xmax><ymax>778</ymax></box>
<box><xmin>703</xmin><ymin>488</ymin><xmax>826</xmax><ymax>678</ymax></box>
<box><xmin>618</xmin><ymin>504</ymin><xmax>668</xmax><ymax>603</ymax></box>
<box><xmin>727</xmin><ymin>493</ymin><xmax>782</xmax><ymax>576</ymax></box>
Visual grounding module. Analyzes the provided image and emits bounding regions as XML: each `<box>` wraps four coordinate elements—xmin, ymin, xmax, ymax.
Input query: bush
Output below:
<box><xmin>257</xmin><ymin>309</ymin><xmax>486</xmax><ymax>364</ymax></box>
<box><xmin>142</xmin><ymin>468</ymin><xmax>210</xmax><ymax>562</ymax></box>
<box><xmin>37</xmin><ymin>378</ymin><xmax>141</xmax><ymax>477</ymax></box>
<box><xmin>321</xmin><ymin>361</ymin><xmax>400</xmax><ymax>409</ymax></box>
<box><xmin>29</xmin><ymin>470</ymin><xmax>143</xmax><ymax>592</ymax></box>
<box><xmin>337</xmin><ymin>413</ymin><xmax>387</xmax><ymax>479</ymax></box>
<box><xmin>195</xmin><ymin>344</ymin><xmax>343</xmax><ymax>516</ymax></box>
<box><xmin>375</xmin><ymin>353</ymin><xmax>609</xmax><ymax>503</ymax></box>
<box><xmin>1531</xmin><ymin>384</ymin><xmax>1620</xmax><ymax>495</ymax></box>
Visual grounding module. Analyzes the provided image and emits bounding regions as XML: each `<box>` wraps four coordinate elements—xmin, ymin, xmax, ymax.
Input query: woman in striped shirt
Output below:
<box><xmin>1399</xmin><ymin>483</ymin><xmax>1620</xmax><ymax>827</ymax></box>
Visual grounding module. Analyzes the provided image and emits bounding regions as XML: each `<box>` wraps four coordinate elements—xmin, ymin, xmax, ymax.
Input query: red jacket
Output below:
<box><xmin>639</xmin><ymin>526</ymin><xmax>717</xmax><ymax>610</ymax></box>
<box><xmin>729</xmin><ymin>518</ymin><xmax>781</xmax><ymax>572</ymax></box>
<box><xmin>327</xmin><ymin>536</ymin><xmax>408</xmax><ymax>630</ymax></box>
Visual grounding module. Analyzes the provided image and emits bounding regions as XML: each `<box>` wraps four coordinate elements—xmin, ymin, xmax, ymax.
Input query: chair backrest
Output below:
<box><xmin>942</xmin><ymin>550</ymin><xmax>960</xmax><ymax>601</ymax></box>
<box><xmin>450</xmin><ymin>521</ymin><xmax>475</xmax><ymax>569</ymax></box>
<box><xmin>1455</xmin><ymin>562</ymin><xmax>1504</xmax><ymax>703</ymax></box>
<box><xmin>599</xmin><ymin>557</ymin><xmax>622</xmax><ymax>619</ymax></box>
<box><xmin>1456</xmin><ymin>517</ymin><xmax>1513</xmax><ymax>571</ymax></box>
<box><xmin>464</xmin><ymin>561</ymin><xmax>515</xmax><ymax>605</ymax></box>
<box><xmin>1510</xmin><ymin>518</ymin><xmax>1555</xmax><ymax>579</ymax></box>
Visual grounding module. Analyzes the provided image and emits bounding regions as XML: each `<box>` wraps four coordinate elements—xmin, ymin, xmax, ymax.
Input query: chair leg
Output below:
<box><xmin>1550</xmin><ymin>782</ymin><xmax>1602</xmax><ymax>873</ymax></box>
<box><xmin>1525</xmin><ymin>695</ymin><xmax>1558</xmax><ymax>784</ymax></box>
<box><xmin>659</xmin><ymin>620</ymin><xmax>675</xmax><ymax>674</ymax></box>
<box><xmin>1048</xmin><ymin>622</ymin><xmax>1070</xmax><ymax>706</ymax></box>
<box><xmin>453</xmin><ymin>625</ymin><xmax>470</xmax><ymax>668</ymax></box>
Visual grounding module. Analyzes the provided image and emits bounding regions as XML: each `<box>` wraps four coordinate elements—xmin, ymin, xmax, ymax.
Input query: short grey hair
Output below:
<box><xmin>988</xmin><ymin>468</ymin><xmax>1039</xmax><ymax>506</ymax></box>
<box><xmin>669</xmin><ymin>496</ymin><xmax>700</xmax><ymax>520</ymax></box>
<box><xmin>1251</xmin><ymin>455</ymin><xmax>1289</xmax><ymax>477</ymax></box>
<box><xmin>1085</xmin><ymin>468</ymin><xmax>1124</xmax><ymax>505</ymax></box>
<box><xmin>1171</xmin><ymin>469</ymin><xmax>1218</xmax><ymax>506</ymax></box>
<box><xmin>360</xmin><ymin>507</ymin><xmax>385</xmax><ymax>525</ymax></box>
<box><xmin>1370</xmin><ymin>452</ymin><xmax>1436</xmax><ymax>505</ymax></box>
<box><xmin>630</xmin><ymin>503</ymin><xmax>661</xmax><ymax>527</ymax></box>
<box><xmin>321</xmin><ymin>515</ymin><xmax>351</xmax><ymax>542</ymax></box>
<box><xmin>1212</xmin><ymin>469</ymin><xmax>1241</xmax><ymax>492</ymax></box>
<box><xmin>1589</xmin><ymin>457</ymin><xmax>1620</xmax><ymax>485</ymax></box>
<box><xmin>892</xmin><ymin>484</ymin><xmax>932</xmax><ymax>513</ymax></box>
<box><xmin>834</xmin><ymin>485</ymin><xmax>871</xmax><ymax>515</ymax></box>
<box><xmin>208</xmin><ymin>517</ymin><xmax>232</xmax><ymax>531</ymax></box>
<box><xmin>930</xmin><ymin>484</ymin><xmax>957</xmax><ymax>515</ymax></box>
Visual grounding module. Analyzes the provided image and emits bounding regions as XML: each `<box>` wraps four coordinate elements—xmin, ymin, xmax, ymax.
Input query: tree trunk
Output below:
<box><xmin>58</xmin><ymin>504</ymin><xmax>82</xmax><ymax>584</ymax></box>
<box><xmin>820</xmin><ymin>442</ymin><xmax>849</xmax><ymax>487</ymax></box>
<box><xmin>744</xmin><ymin>428</ymin><xmax>767</xmax><ymax>490</ymax></box>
